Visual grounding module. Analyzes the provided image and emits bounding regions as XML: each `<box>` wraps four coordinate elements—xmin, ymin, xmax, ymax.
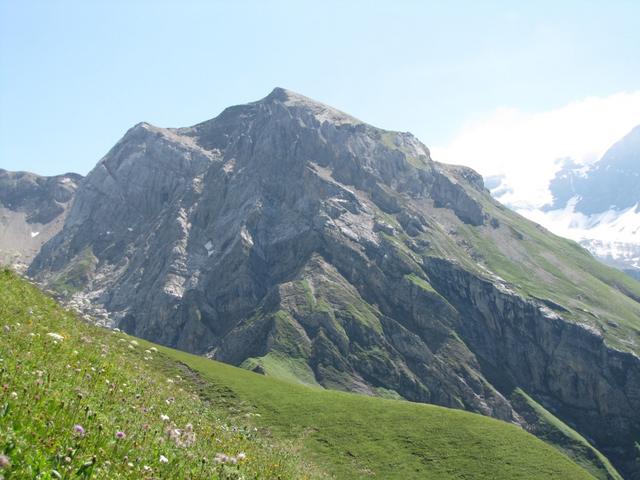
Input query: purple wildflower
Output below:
<box><xmin>115</xmin><ymin>431</ymin><xmax>126</xmax><ymax>439</ymax></box>
<box><xmin>73</xmin><ymin>424</ymin><xmax>86</xmax><ymax>437</ymax></box>
<box><xmin>0</xmin><ymin>454</ymin><xmax>10</xmax><ymax>469</ymax></box>
<box><xmin>214</xmin><ymin>453</ymin><xmax>229</xmax><ymax>464</ymax></box>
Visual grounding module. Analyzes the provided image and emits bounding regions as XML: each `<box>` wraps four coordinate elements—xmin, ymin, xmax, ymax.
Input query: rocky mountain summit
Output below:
<box><xmin>28</xmin><ymin>88</ymin><xmax>640</xmax><ymax>477</ymax></box>
<box><xmin>0</xmin><ymin>169</ymin><xmax>81</xmax><ymax>269</ymax></box>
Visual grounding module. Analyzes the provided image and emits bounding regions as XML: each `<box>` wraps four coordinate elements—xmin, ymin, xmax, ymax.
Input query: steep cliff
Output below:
<box><xmin>29</xmin><ymin>88</ymin><xmax>640</xmax><ymax>477</ymax></box>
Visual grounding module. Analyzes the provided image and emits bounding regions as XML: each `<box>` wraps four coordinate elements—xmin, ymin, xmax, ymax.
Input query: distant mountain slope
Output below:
<box><xmin>29</xmin><ymin>89</ymin><xmax>640</xmax><ymax>477</ymax></box>
<box><xmin>548</xmin><ymin>125</ymin><xmax>640</xmax><ymax>214</ymax></box>
<box><xmin>540</xmin><ymin>125</ymin><xmax>640</xmax><ymax>277</ymax></box>
<box><xmin>0</xmin><ymin>169</ymin><xmax>81</xmax><ymax>269</ymax></box>
<box><xmin>0</xmin><ymin>270</ymin><xmax>608</xmax><ymax>479</ymax></box>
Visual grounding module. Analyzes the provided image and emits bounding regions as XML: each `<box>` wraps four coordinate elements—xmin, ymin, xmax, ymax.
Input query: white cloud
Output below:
<box><xmin>431</xmin><ymin>91</ymin><xmax>640</xmax><ymax>209</ymax></box>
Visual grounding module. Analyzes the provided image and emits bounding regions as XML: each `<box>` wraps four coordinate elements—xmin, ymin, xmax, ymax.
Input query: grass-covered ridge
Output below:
<box><xmin>450</xmin><ymin>186</ymin><xmax>640</xmax><ymax>354</ymax></box>
<box><xmin>0</xmin><ymin>269</ymin><xmax>598</xmax><ymax>479</ymax></box>
<box><xmin>149</xmin><ymin>352</ymin><xmax>598</xmax><ymax>478</ymax></box>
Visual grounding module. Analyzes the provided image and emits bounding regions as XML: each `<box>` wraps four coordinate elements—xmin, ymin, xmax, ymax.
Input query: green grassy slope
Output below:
<box><xmin>0</xmin><ymin>270</ymin><xmax>317</xmax><ymax>479</ymax></box>
<box><xmin>150</xmin><ymin>347</ymin><xmax>598</xmax><ymax>479</ymax></box>
<box><xmin>0</xmin><ymin>270</ymin><xmax>597</xmax><ymax>479</ymax></box>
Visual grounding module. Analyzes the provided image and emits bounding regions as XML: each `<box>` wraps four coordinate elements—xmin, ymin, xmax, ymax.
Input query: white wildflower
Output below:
<box><xmin>46</xmin><ymin>332</ymin><xmax>64</xmax><ymax>341</ymax></box>
<box><xmin>0</xmin><ymin>453</ymin><xmax>11</xmax><ymax>469</ymax></box>
<box><xmin>159</xmin><ymin>455</ymin><xmax>168</xmax><ymax>464</ymax></box>
<box><xmin>165</xmin><ymin>424</ymin><xmax>196</xmax><ymax>448</ymax></box>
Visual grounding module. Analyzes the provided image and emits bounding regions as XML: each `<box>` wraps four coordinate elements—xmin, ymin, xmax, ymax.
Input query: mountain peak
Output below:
<box><xmin>259</xmin><ymin>87</ymin><xmax>362</xmax><ymax>125</ymax></box>
<box><xmin>263</xmin><ymin>86</ymin><xmax>326</xmax><ymax>105</ymax></box>
<box><xmin>264</xmin><ymin>86</ymin><xmax>296</xmax><ymax>101</ymax></box>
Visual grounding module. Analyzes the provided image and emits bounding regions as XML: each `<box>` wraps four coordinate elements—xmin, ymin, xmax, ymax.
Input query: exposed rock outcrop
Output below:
<box><xmin>0</xmin><ymin>169</ymin><xmax>81</xmax><ymax>269</ymax></box>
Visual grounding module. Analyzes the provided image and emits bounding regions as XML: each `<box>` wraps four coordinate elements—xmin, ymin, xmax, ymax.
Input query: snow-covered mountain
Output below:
<box><xmin>491</xmin><ymin>125</ymin><xmax>640</xmax><ymax>279</ymax></box>
<box><xmin>524</xmin><ymin>199</ymin><xmax>640</xmax><ymax>274</ymax></box>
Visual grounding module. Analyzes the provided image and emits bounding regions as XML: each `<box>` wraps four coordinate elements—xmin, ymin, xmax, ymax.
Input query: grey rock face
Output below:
<box><xmin>29</xmin><ymin>88</ymin><xmax>640</xmax><ymax>477</ymax></box>
<box><xmin>0</xmin><ymin>169</ymin><xmax>81</xmax><ymax>268</ymax></box>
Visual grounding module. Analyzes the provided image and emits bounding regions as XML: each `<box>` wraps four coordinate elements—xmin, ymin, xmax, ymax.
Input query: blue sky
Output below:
<box><xmin>1</xmin><ymin>0</ymin><xmax>639</xmax><ymax>177</ymax></box>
